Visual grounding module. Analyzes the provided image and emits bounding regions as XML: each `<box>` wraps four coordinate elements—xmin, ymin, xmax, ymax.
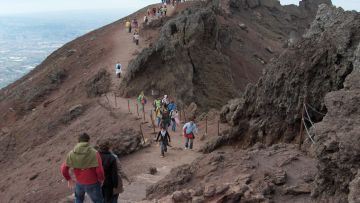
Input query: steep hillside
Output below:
<box><xmin>120</xmin><ymin>0</ymin><xmax>330</xmax><ymax>110</ymax></box>
<box><xmin>220</xmin><ymin>4</ymin><xmax>360</xmax><ymax>202</ymax></box>
<box><xmin>0</xmin><ymin>4</ymin><xmax>179</xmax><ymax>202</ymax></box>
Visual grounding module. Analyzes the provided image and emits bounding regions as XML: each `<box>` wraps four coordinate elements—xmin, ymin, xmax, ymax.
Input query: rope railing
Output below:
<box><xmin>300</xmin><ymin>102</ymin><xmax>323</xmax><ymax>145</ymax></box>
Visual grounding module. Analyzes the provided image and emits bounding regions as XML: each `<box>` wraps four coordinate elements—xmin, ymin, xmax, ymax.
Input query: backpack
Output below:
<box><xmin>141</xmin><ymin>97</ymin><xmax>147</xmax><ymax>105</ymax></box>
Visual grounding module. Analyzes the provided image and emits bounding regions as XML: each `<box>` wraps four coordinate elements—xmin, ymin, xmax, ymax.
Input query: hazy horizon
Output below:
<box><xmin>0</xmin><ymin>0</ymin><xmax>358</xmax><ymax>16</ymax></box>
<box><xmin>0</xmin><ymin>0</ymin><xmax>158</xmax><ymax>15</ymax></box>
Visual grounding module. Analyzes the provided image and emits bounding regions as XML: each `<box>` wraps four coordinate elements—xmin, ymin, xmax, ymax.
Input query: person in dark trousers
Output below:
<box><xmin>160</xmin><ymin>108</ymin><xmax>171</xmax><ymax>130</ymax></box>
<box><xmin>98</xmin><ymin>141</ymin><xmax>118</xmax><ymax>203</ymax></box>
<box><xmin>61</xmin><ymin>133</ymin><xmax>105</xmax><ymax>203</ymax></box>
<box><xmin>156</xmin><ymin>127</ymin><xmax>171</xmax><ymax>157</ymax></box>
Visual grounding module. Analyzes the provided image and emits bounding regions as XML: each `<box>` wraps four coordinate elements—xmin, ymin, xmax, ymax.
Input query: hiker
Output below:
<box><xmin>144</xmin><ymin>15</ymin><xmax>148</xmax><ymax>24</ymax></box>
<box><xmin>161</xmin><ymin>95</ymin><xmax>169</xmax><ymax>108</ymax></box>
<box><xmin>60</xmin><ymin>133</ymin><xmax>105</xmax><ymax>203</ymax></box>
<box><xmin>160</xmin><ymin>108</ymin><xmax>171</xmax><ymax>130</ymax></box>
<box><xmin>132</xmin><ymin>19</ymin><xmax>138</xmax><ymax>30</ymax></box>
<box><xmin>98</xmin><ymin>141</ymin><xmax>118</xmax><ymax>203</ymax></box>
<box><xmin>155</xmin><ymin>107</ymin><xmax>162</xmax><ymax>127</ymax></box>
<box><xmin>112</xmin><ymin>150</ymin><xmax>131</xmax><ymax>203</ymax></box>
<box><xmin>137</xmin><ymin>91</ymin><xmax>147</xmax><ymax>112</ymax></box>
<box><xmin>115</xmin><ymin>63</ymin><xmax>122</xmax><ymax>78</ymax></box>
<box><xmin>153</xmin><ymin>98</ymin><xmax>162</xmax><ymax>112</ymax></box>
<box><xmin>183</xmin><ymin>118</ymin><xmax>198</xmax><ymax>150</ymax></box>
<box><xmin>163</xmin><ymin>6</ymin><xmax>167</xmax><ymax>16</ymax></box>
<box><xmin>167</xmin><ymin>100</ymin><xmax>176</xmax><ymax>112</ymax></box>
<box><xmin>133</xmin><ymin>32</ymin><xmax>140</xmax><ymax>46</ymax></box>
<box><xmin>156</xmin><ymin>127</ymin><xmax>171</xmax><ymax>157</ymax></box>
<box><xmin>170</xmin><ymin>109</ymin><xmax>179</xmax><ymax>132</ymax></box>
<box><xmin>125</xmin><ymin>19</ymin><xmax>131</xmax><ymax>33</ymax></box>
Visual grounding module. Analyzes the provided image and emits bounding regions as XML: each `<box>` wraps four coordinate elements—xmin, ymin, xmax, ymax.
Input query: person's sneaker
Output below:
<box><xmin>184</xmin><ymin>147</ymin><xmax>188</xmax><ymax>150</ymax></box>
<box><xmin>161</xmin><ymin>155</ymin><xmax>164</xmax><ymax>158</ymax></box>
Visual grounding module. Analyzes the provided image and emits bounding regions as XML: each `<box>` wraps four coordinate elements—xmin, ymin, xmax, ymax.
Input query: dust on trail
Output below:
<box><xmin>97</xmin><ymin>5</ymin><xmax>204</xmax><ymax>203</ymax></box>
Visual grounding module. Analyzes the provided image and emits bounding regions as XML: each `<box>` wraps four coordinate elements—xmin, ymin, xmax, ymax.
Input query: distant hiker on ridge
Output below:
<box><xmin>115</xmin><ymin>63</ymin><xmax>122</xmax><ymax>78</ymax></box>
<box><xmin>133</xmin><ymin>31</ymin><xmax>140</xmax><ymax>46</ymax></box>
<box><xmin>183</xmin><ymin>118</ymin><xmax>198</xmax><ymax>150</ymax></box>
<box><xmin>60</xmin><ymin>133</ymin><xmax>105</xmax><ymax>203</ymax></box>
<box><xmin>156</xmin><ymin>126</ymin><xmax>171</xmax><ymax>157</ymax></box>
<box><xmin>125</xmin><ymin>19</ymin><xmax>131</xmax><ymax>33</ymax></box>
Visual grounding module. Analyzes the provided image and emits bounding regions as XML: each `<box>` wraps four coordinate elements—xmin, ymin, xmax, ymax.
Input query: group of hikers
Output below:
<box><xmin>62</xmin><ymin>1</ymin><xmax>202</xmax><ymax>202</ymax></box>
<box><xmin>137</xmin><ymin>92</ymin><xmax>198</xmax><ymax>157</ymax></box>
<box><xmin>124</xmin><ymin>18</ymin><xmax>140</xmax><ymax>46</ymax></box>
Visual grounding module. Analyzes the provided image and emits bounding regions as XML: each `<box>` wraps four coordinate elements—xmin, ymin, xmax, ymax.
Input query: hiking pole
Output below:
<box><xmin>298</xmin><ymin>96</ymin><xmax>306</xmax><ymax>150</ymax></box>
<box><xmin>139</xmin><ymin>123</ymin><xmax>145</xmax><ymax>144</ymax></box>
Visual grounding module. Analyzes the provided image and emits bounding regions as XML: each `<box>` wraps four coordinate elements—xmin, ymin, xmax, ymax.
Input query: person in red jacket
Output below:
<box><xmin>61</xmin><ymin>133</ymin><xmax>105</xmax><ymax>203</ymax></box>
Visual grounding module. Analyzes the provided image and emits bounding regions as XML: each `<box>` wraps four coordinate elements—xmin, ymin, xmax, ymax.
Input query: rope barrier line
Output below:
<box><xmin>302</xmin><ymin>118</ymin><xmax>316</xmax><ymax>144</ymax></box>
<box><xmin>303</xmin><ymin>104</ymin><xmax>316</xmax><ymax>129</ymax></box>
<box><xmin>306</xmin><ymin>103</ymin><xmax>327</xmax><ymax>116</ymax></box>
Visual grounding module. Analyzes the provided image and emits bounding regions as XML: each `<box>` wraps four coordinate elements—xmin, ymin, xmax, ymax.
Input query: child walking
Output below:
<box><xmin>156</xmin><ymin>127</ymin><xmax>171</xmax><ymax>157</ymax></box>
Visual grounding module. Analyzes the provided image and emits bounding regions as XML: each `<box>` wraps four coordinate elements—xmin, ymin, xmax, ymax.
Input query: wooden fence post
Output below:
<box><xmin>128</xmin><ymin>100</ymin><xmax>131</xmax><ymax>113</ymax></box>
<box><xmin>298</xmin><ymin>96</ymin><xmax>307</xmax><ymax>150</ymax></box>
<box><xmin>136</xmin><ymin>103</ymin><xmax>139</xmax><ymax>117</ymax></box>
<box><xmin>150</xmin><ymin>111</ymin><xmax>156</xmax><ymax>134</ymax></box>
<box><xmin>139</xmin><ymin>123</ymin><xmax>145</xmax><ymax>143</ymax></box>
<box><xmin>205</xmin><ymin>116</ymin><xmax>208</xmax><ymax>136</ymax></box>
<box><xmin>217</xmin><ymin>119</ymin><xmax>220</xmax><ymax>136</ymax></box>
<box><xmin>114</xmin><ymin>93</ymin><xmax>117</xmax><ymax>108</ymax></box>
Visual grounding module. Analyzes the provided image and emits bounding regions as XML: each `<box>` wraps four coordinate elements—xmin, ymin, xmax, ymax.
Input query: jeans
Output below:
<box><xmin>160</xmin><ymin>142</ymin><xmax>168</xmax><ymax>156</ymax></box>
<box><xmin>185</xmin><ymin>138</ymin><xmax>193</xmax><ymax>149</ymax></box>
<box><xmin>112</xmin><ymin>194</ymin><xmax>119</xmax><ymax>203</ymax></box>
<box><xmin>75</xmin><ymin>182</ymin><xmax>103</xmax><ymax>203</ymax></box>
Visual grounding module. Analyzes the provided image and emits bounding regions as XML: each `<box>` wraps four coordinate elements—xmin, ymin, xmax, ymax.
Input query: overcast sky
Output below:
<box><xmin>280</xmin><ymin>0</ymin><xmax>359</xmax><ymax>11</ymax></box>
<box><xmin>0</xmin><ymin>0</ymin><xmax>358</xmax><ymax>15</ymax></box>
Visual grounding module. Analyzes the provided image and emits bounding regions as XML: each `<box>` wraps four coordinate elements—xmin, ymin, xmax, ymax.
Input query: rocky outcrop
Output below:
<box><xmin>97</xmin><ymin>128</ymin><xmax>143</xmax><ymax>156</ymax></box>
<box><xmin>121</xmin><ymin>0</ymin><xmax>327</xmax><ymax>110</ymax></box>
<box><xmin>146</xmin><ymin>144</ymin><xmax>317</xmax><ymax>203</ymax></box>
<box><xmin>221</xmin><ymin>5</ymin><xmax>359</xmax><ymax>147</ymax></box>
<box><xmin>312</xmin><ymin>42</ymin><xmax>360</xmax><ymax>202</ymax></box>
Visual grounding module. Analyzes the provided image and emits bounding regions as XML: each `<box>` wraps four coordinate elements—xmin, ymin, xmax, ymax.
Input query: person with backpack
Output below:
<box><xmin>183</xmin><ymin>118</ymin><xmax>198</xmax><ymax>150</ymax></box>
<box><xmin>170</xmin><ymin>109</ymin><xmax>179</xmax><ymax>132</ymax></box>
<box><xmin>160</xmin><ymin>108</ymin><xmax>171</xmax><ymax>130</ymax></box>
<box><xmin>167</xmin><ymin>100</ymin><xmax>176</xmax><ymax>112</ymax></box>
<box><xmin>97</xmin><ymin>141</ymin><xmax>118</xmax><ymax>203</ymax></box>
<box><xmin>60</xmin><ymin>133</ymin><xmax>105</xmax><ymax>203</ymax></box>
<box><xmin>153</xmin><ymin>98</ymin><xmax>162</xmax><ymax>112</ymax></box>
<box><xmin>115</xmin><ymin>63</ymin><xmax>122</xmax><ymax>78</ymax></box>
<box><xmin>161</xmin><ymin>95</ymin><xmax>169</xmax><ymax>108</ymax></box>
<box><xmin>137</xmin><ymin>91</ymin><xmax>147</xmax><ymax>112</ymax></box>
<box><xmin>156</xmin><ymin>127</ymin><xmax>171</xmax><ymax>157</ymax></box>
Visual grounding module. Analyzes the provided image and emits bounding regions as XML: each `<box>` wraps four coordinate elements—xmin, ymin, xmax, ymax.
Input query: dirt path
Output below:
<box><xmin>97</xmin><ymin>5</ymin><xmax>205</xmax><ymax>203</ymax></box>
